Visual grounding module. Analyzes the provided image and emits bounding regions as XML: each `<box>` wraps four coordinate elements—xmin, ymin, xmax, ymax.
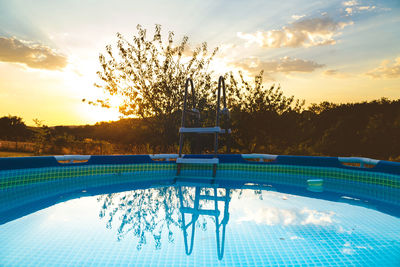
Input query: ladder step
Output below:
<box><xmin>180</xmin><ymin>127</ymin><xmax>221</xmax><ymax>134</ymax></box>
<box><xmin>177</xmin><ymin>158</ymin><xmax>219</xmax><ymax>164</ymax></box>
<box><xmin>181</xmin><ymin>207</ymin><xmax>220</xmax><ymax>216</ymax></box>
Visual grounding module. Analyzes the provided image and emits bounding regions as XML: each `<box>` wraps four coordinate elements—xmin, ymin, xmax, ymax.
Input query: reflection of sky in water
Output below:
<box><xmin>1</xmin><ymin>186</ymin><xmax>400</xmax><ymax>266</ymax></box>
<box><xmin>231</xmin><ymin>191</ymin><xmax>335</xmax><ymax>226</ymax></box>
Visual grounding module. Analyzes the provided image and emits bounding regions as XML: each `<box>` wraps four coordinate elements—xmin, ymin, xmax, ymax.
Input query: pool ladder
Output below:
<box><xmin>178</xmin><ymin>183</ymin><xmax>230</xmax><ymax>260</ymax></box>
<box><xmin>176</xmin><ymin>76</ymin><xmax>231</xmax><ymax>177</ymax></box>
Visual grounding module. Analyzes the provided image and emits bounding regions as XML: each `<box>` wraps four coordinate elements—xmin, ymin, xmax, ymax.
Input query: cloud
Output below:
<box><xmin>237</xmin><ymin>16</ymin><xmax>353</xmax><ymax>48</ymax></box>
<box><xmin>345</xmin><ymin>6</ymin><xmax>376</xmax><ymax>15</ymax></box>
<box><xmin>324</xmin><ymin>69</ymin><xmax>340</xmax><ymax>76</ymax></box>
<box><xmin>291</xmin><ymin>14</ymin><xmax>306</xmax><ymax>20</ymax></box>
<box><xmin>0</xmin><ymin>36</ymin><xmax>67</xmax><ymax>70</ymax></box>
<box><xmin>343</xmin><ymin>1</ymin><xmax>376</xmax><ymax>15</ymax></box>
<box><xmin>233</xmin><ymin>56</ymin><xmax>324</xmax><ymax>78</ymax></box>
<box><xmin>323</xmin><ymin>69</ymin><xmax>351</xmax><ymax>78</ymax></box>
<box><xmin>216</xmin><ymin>43</ymin><xmax>239</xmax><ymax>58</ymax></box>
<box><xmin>366</xmin><ymin>57</ymin><xmax>400</xmax><ymax>79</ymax></box>
<box><xmin>345</xmin><ymin>7</ymin><xmax>354</xmax><ymax>14</ymax></box>
<box><xmin>358</xmin><ymin>6</ymin><xmax>375</xmax><ymax>11</ymax></box>
<box><xmin>343</xmin><ymin>0</ymin><xmax>358</xmax><ymax>6</ymax></box>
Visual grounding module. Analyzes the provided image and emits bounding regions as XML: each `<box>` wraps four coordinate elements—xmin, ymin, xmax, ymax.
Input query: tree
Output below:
<box><xmin>32</xmin><ymin>119</ymin><xmax>52</xmax><ymax>155</ymax></box>
<box><xmin>87</xmin><ymin>24</ymin><xmax>218</xmax><ymax>149</ymax></box>
<box><xmin>0</xmin><ymin>116</ymin><xmax>32</xmax><ymax>150</ymax></box>
<box><xmin>225</xmin><ymin>71</ymin><xmax>304</xmax><ymax>153</ymax></box>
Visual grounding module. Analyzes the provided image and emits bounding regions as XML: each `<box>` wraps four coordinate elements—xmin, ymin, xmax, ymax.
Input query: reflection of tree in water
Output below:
<box><xmin>98</xmin><ymin>184</ymin><xmax>263</xmax><ymax>258</ymax></box>
<box><xmin>97</xmin><ymin>186</ymin><xmax>210</xmax><ymax>250</ymax></box>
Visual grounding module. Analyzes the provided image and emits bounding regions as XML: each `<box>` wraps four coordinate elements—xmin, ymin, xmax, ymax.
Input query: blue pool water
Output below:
<box><xmin>1</xmin><ymin>177</ymin><xmax>400</xmax><ymax>266</ymax></box>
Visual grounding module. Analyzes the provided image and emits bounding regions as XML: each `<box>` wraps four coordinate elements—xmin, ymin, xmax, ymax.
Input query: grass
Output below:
<box><xmin>0</xmin><ymin>151</ymin><xmax>35</xmax><ymax>157</ymax></box>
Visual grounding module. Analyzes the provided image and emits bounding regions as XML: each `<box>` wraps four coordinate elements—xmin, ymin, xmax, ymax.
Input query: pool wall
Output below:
<box><xmin>1</xmin><ymin>154</ymin><xmax>400</xmax><ymax>217</ymax></box>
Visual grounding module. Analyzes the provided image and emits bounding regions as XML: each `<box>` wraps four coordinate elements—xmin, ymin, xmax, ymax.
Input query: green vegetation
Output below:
<box><xmin>0</xmin><ymin>151</ymin><xmax>34</xmax><ymax>157</ymax></box>
<box><xmin>1</xmin><ymin>98</ymin><xmax>400</xmax><ymax>160</ymax></box>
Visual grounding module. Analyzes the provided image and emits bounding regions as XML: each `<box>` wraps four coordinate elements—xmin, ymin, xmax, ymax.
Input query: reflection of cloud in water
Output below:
<box><xmin>290</xmin><ymin>235</ymin><xmax>304</xmax><ymax>240</ymax></box>
<box><xmin>233</xmin><ymin>190</ymin><xmax>335</xmax><ymax>226</ymax></box>
<box><xmin>341</xmin><ymin>242</ymin><xmax>355</xmax><ymax>255</ymax></box>
<box><xmin>337</xmin><ymin>225</ymin><xmax>353</xmax><ymax>234</ymax></box>
<box><xmin>237</xmin><ymin>207</ymin><xmax>334</xmax><ymax>226</ymax></box>
<box><xmin>341</xmin><ymin>241</ymin><xmax>371</xmax><ymax>255</ymax></box>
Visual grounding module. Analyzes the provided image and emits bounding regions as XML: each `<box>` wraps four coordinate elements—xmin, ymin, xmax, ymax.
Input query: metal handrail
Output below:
<box><xmin>215</xmin><ymin>76</ymin><xmax>226</xmax><ymax>128</ymax></box>
<box><xmin>181</xmin><ymin>78</ymin><xmax>196</xmax><ymax>127</ymax></box>
<box><xmin>179</xmin><ymin>78</ymin><xmax>197</xmax><ymax>157</ymax></box>
<box><xmin>215</xmin><ymin>76</ymin><xmax>224</xmax><ymax>155</ymax></box>
<box><xmin>215</xmin><ymin>76</ymin><xmax>231</xmax><ymax>154</ymax></box>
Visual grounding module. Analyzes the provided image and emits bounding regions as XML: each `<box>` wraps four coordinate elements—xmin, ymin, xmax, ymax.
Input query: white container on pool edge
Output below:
<box><xmin>307</xmin><ymin>179</ymin><xmax>324</xmax><ymax>192</ymax></box>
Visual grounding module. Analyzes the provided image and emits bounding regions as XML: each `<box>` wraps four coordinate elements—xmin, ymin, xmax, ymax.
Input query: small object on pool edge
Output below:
<box><xmin>307</xmin><ymin>178</ymin><xmax>324</xmax><ymax>192</ymax></box>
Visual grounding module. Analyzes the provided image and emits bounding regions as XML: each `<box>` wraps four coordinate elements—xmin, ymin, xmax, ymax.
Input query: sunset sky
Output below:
<box><xmin>0</xmin><ymin>0</ymin><xmax>399</xmax><ymax>126</ymax></box>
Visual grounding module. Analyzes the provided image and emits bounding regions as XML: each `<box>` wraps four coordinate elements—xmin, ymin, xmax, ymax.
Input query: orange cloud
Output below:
<box><xmin>323</xmin><ymin>69</ymin><xmax>352</xmax><ymax>78</ymax></box>
<box><xmin>0</xmin><ymin>36</ymin><xmax>67</xmax><ymax>70</ymax></box>
<box><xmin>232</xmin><ymin>56</ymin><xmax>324</xmax><ymax>80</ymax></box>
<box><xmin>237</xmin><ymin>16</ymin><xmax>353</xmax><ymax>48</ymax></box>
<box><xmin>366</xmin><ymin>57</ymin><xmax>400</xmax><ymax>79</ymax></box>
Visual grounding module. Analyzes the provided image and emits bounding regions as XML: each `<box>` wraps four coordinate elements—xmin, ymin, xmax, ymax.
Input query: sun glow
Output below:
<box><xmin>60</xmin><ymin>58</ymin><xmax>126</xmax><ymax>124</ymax></box>
<box><xmin>78</xmin><ymin>104</ymin><xmax>121</xmax><ymax>125</ymax></box>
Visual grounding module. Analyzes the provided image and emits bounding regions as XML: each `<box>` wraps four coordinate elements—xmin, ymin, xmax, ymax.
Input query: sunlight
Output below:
<box><xmin>78</xmin><ymin>103</ymin><xmax>121</xmax><ymax>125</ymax></box>
<box><xmin>60</xmin><ymin>58</ymin><xmax>126</xmax><ymax>124</ymax></box>
<box><xmin>108</xmin><ymin>95</ymin><xmax>124</xmax><ymax>109</ymax></box>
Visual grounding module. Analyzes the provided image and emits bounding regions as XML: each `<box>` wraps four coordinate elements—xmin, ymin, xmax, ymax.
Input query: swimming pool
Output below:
<box><xmin>1</xmin><ymin>154</ymin><xmax>400</xmax><ymax>266</ymax></box>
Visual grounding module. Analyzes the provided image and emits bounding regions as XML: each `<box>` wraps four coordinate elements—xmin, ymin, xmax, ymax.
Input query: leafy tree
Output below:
<box><xmin>226</xmin><ymin>71</ymin><xmax>304</xmax><ymax>114</ymax></box>
<box><xmin>225</xmin><ymin>71</ymin><xmax>304</xmax><ymax>153</ymax></box>
<box><xmin>32</xmin><ymin>119</ymin><xmax>52</xmax><ymax>155</ymax></box>
<box><xmin>88</xmin><ymin>24</ymin><xmax>218</xmax><ymax>149</ymax></box>
<box><xmin>0</xmin><ymin>116</ymin><xmax>32</xmax><ymax>150</ymax></box>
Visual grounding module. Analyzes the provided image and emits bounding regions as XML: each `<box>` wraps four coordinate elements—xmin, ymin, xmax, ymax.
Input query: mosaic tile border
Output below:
<box><xmin>1</xmin><ymin>161</ymin><xmax>399</xmax><ymax>205</ymax></box>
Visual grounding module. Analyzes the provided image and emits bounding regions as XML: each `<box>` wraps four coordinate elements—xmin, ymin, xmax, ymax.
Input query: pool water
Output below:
<box><xmin>1</xmin><ymin>179</ymin><xmax>400</xmax><ymax>266</ymax></box>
